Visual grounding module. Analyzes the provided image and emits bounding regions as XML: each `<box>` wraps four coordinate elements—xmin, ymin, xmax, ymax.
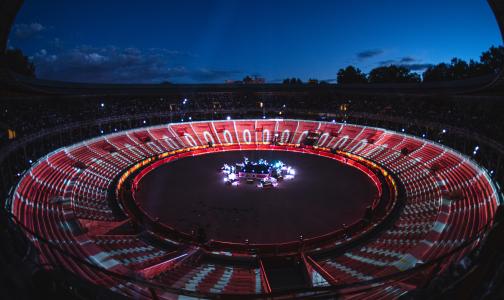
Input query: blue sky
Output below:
<box><xmin>8</xmin><ymin>0</ymin><xmax>503</xmax><ymax>83</ymax></box>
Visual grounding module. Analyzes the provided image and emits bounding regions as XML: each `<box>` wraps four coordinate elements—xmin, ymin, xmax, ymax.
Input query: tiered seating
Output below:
<box><xmin>311</xmin><ymin>135</ymin><xmax>498</xmax><ymax>291</ymax></box>
<box><xmin>93</xmin><ymin>235</ymin><xmax>172</xmax><ymax>270</ymax></box>
<box><xmin>157</xmin><ymin>260</ymin><xmax>262</xmax><ymax>294</ymax></box>
<box><xmin>10</xmin><ymin>119</ymin><xmax>500</xmax><ymax>299</ymax></box>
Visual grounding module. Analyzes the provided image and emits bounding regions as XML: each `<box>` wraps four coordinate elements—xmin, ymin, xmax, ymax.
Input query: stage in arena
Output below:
<box><xmin>133</xmin><ymin>150</ymin><xmax>378</xmax><ymax>244</ymax></box>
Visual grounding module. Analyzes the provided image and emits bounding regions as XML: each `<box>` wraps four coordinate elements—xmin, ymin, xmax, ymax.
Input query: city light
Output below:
<box><xmin>473</xmin><ymin>146</ymin><xmax>480</xmax><ymax>156</ymax></box>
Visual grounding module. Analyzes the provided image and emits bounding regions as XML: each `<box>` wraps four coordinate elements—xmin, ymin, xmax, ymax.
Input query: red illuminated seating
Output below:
<box><xmin>10</xmin><ymin>119</ymin><xmax>499</xmax><ymax>299</ymax></box>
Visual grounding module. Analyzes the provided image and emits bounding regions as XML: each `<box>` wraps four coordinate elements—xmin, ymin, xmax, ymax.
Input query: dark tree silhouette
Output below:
<box><xmin>423</xmin><ymin>63</ymin><xmax>451</xmax><ymax>82</ymax></box>
<box><xmin>467</xmin><ymin>59</ymin><xmax>488</xmax><ymax>78</ymax></box>
<box><xmin>480</xmin><ymin>45</ymin><xmax>504</xmax><ymax>74</ymax></box>
<box><xmin>337</xmin><ymin>66</ymin><xmax>367</xmax><ymax>84</ymax></box>
<box><xmin>423</xmin><ymin>46</ymin><xmax>504</xmax><ymax>82</ymax></box>
<box><xmin>368</xmin><ymin>66</ymin><xmax>420</xmax><ymax>83</ymax></box>
<box><xmin>0</xmin><ymin>48</ymin><xmax>36</xmax><ymax>77</ymax></box>
<box><xmin>243</xmin><ymin>75</ymin><xmax>254</xmax><ymax>83</ymax></box>
<box><xmin>449</xmin><ymin>58</ymin><xmax>469</xmax><ymax>80</ymax></box>
<box><xmin>424</xmin><ymin>58</ymin><xmax>469</xmax><ymax>82</ymax></box>
<box><xmin>341</xmin><ymin>46</ymin><xmax>503</xmax><ymax>84</ymax></box>
<box><xmin>282</xmin><ymin>78</ymin><xmax>303</xmax><ymax>85</ymax></box>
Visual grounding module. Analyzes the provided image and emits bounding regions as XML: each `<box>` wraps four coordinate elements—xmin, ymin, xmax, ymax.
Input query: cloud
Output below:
<box><xmin>357</xmin><ymin>49</ymin><xmax>384</xmax><ymax>60</ymax></box>
<box><xmin>35</xmin><ymin>49</ymin><xmax>47</xmax><ymax>57</ymax></box>
<box><xmin>378</xmin><ymin>59</ymin><xmax>396</xmax><ymax>66</ymax></box>
<box><xmin>400</xmin><ymin>56</ymin><xmax>416</xmax><ymax>63</ymax></box>
<box><xmin>13</xmin><ymin>23</ymin><xmax>46</xmax><ymax>39</ymax></box>
<box><xmin>32</xmin><ymin>46</ymin><xmax>242</xmax><ymax>83</ymax></box>
<box><xmin>401</xmin><ymin>63</ymin><xmax>434</xmax><ymax>71</ymax></box>
<box><xmin>48</xmin><ymin>38</ymin><xmax>63</xmax><ymax>49</ymax></box>
<box><xmin>378</xmin><ymin>56</ymin><xmax>433</xmax><ymax>71</ymax></box>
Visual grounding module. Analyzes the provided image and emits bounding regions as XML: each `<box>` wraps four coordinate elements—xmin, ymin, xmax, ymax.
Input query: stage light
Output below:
<box><xmin>442</xmin><ymin>129</ymin><xmax>447</xmax><ymax>134</ymax></box>
<box><xmin>100</xmin><ymin>129</ymin><xmax>104</xmax><ymax>134</ymax></box>
<box><xmin>226</xmin><ymin>116</ymin><xmax>231</xmax><ymax>120</ymax></box>
<box><xmin>189</xmin><ymin>116</ymin><xmax>192</xmax><ymax>121</ymax></box>
<box><xmin>28</xmin><ymin>159</ymin><xmax>33</xmax><ymax>164</ymax></box>
<box><xmin>332</xmin><ymin>119</ymin><xmax>336</xmax><ymax>123</ymax></box>
<box><xmin>222</xmin><ymin>158</ymin><xmax>295</xmax><ymax>188</ymax></box>
<box><xmin>401</xmin><ymin>128</ymin><xmax>405</xmax><ymax>132</ymax></box>
<box><xmin>100</xmin><ymin>103</ymin><xmax>105</xmax><ymax>108</ymax></box>
<box><xmin>143</xmin><ymin>120</ymin><xmax>147</xmax><ymax>124</ymax></box>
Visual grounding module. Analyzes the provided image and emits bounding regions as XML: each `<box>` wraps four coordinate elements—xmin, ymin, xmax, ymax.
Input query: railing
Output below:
<box><xmin>2</xmin><ymin>205</ymin><xmax>496</xmax><ymax>299</ymax></box>
<box><xmin>1</xmin><ymin>108</ymin><xmax>504</xmax><ymax>162</ymax></box>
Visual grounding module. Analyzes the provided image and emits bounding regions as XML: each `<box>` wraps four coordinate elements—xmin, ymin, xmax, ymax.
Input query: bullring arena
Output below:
<box><xmin>8</xmin><ymin>119</ymin><xmax>500</xmax><ymax>298</ymax></box>
<box><xmin>2</xmin><ymin>1</ymin><xmax>504</xmax><ymax>298</ymax></box>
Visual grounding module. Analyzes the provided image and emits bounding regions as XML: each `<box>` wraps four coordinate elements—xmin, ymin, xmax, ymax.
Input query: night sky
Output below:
<box><xmin>8</xmin><ymin>0</ymin><xmax>503</xmax><ymax>84</ymax></box>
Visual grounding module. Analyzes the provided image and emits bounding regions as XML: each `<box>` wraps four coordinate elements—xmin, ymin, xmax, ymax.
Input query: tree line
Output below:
<box><xmin>0</xmin><ymin>49</ymin><xmax>36</xmax><ymax>77</ymax></box>
<box><xmin>2</xmin><ymin>45</ymin><xmax>503</xmax><ymax>85</ymax></box>
<box><xmin>336</xmin><ymin>45</ymin><xmax>504</xmax><ymax>84</ymax></box>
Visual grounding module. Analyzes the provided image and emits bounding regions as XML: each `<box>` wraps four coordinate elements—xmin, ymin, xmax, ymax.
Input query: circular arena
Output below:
<box><xmin>8</xmin><ymin>119</ymin><xmax>500</xmax><ymax>299</ymax></box>
<box><xmin>133</xmin><ymin>149</ymin><xmax>378</xmax><ymax>244</ymax></box>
